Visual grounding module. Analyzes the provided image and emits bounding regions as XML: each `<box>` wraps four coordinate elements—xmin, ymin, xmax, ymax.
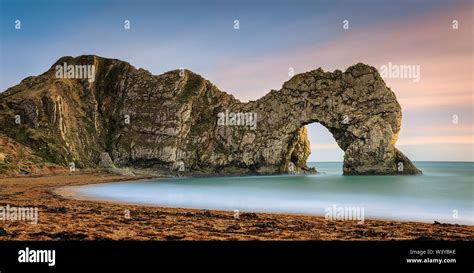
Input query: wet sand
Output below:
<box><xmin>0</xmin><ymin>171</ymin><xmax>472</xmax><ymax>240</ymax></box>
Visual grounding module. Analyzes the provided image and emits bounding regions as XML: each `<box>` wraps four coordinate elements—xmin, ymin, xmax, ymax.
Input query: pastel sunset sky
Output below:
<box><xmin>1</xmin><ymin>0</ymin><xmax>472</xmax><ymax>161</ymax></box>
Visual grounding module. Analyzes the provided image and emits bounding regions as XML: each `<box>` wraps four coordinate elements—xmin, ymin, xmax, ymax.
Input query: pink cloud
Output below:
<box><xmin>208</xmin><ymin>2</ymin><xmax>472</xmax><ymax>113</ymax></box>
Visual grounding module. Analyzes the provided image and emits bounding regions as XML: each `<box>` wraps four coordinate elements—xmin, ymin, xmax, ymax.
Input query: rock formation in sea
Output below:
<box><xmin>0</xmin><ymin>55</ymin><xmax>421</xmax><ymax>175</ymax></box>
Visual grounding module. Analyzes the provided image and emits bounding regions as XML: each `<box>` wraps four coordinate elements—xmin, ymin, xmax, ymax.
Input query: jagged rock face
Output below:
<box><xmin>258</xmin><ymin>65</ymin><xmax>420</xmax><ymax>175</ymax></box>
<box><xmin>0</xmin><ymin>55</ymin><xmax>421</xmax><ymax>175</ymax></box>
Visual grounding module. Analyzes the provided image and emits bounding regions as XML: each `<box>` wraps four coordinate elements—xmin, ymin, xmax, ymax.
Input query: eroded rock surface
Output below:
<box><xmin>0</xmin><ymin>55</ymin><xmax>421</xmax><ymax>175</ymax></box>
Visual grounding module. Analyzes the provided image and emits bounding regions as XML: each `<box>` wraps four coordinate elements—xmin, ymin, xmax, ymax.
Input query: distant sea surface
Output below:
<box><xmin>72</xmin><ymin>162</ymin><xmax>473</xmax><ymax>225</ymax></box>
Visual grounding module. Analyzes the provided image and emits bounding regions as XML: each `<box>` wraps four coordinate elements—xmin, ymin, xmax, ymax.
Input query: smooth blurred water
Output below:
<box><xmin>73</xmin><ymin>162</ymin><xmax>474</xmax><ymax>225</ymax></box>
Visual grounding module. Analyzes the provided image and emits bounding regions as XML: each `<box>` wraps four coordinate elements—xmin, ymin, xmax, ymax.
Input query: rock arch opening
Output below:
<box><xmin>282</xmin><ymin>123</ymin><xmax>344</xmax><ymax>174</ymax></box>
<box><xmin>306</xmin><ymin>123</ymin><xmax>344</xmax><ymax>163</ymax></box>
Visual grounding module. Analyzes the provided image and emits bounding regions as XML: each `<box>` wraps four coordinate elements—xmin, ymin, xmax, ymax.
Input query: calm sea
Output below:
<box><xmin>71</xmin><ymin>162</ymin><xmax>473</xmax><ymax>225</ymax></box>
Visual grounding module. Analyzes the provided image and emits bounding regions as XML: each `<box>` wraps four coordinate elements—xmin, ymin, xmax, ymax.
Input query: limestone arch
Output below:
<box><xmin>248</xmin><ymin>63</ymin><xmax>420</xmax><ymax>175</ymax></box>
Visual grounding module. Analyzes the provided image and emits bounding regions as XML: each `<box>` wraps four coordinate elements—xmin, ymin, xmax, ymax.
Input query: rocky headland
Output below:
<box><xmin>0</xmin><ymin>55</ymin><xmax>421</xmax><ymax>176</ymax></box>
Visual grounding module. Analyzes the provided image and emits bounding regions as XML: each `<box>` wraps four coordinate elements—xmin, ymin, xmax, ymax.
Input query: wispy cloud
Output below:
<box><xmin>398</xmin><ymin>136</ymin><xmax>473</xmax><ymax>146</ymax></box>
<box><xmin>209</xmin><ymin>2</ymin><xmax>472</xmax><ymax>109</ymax></box>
